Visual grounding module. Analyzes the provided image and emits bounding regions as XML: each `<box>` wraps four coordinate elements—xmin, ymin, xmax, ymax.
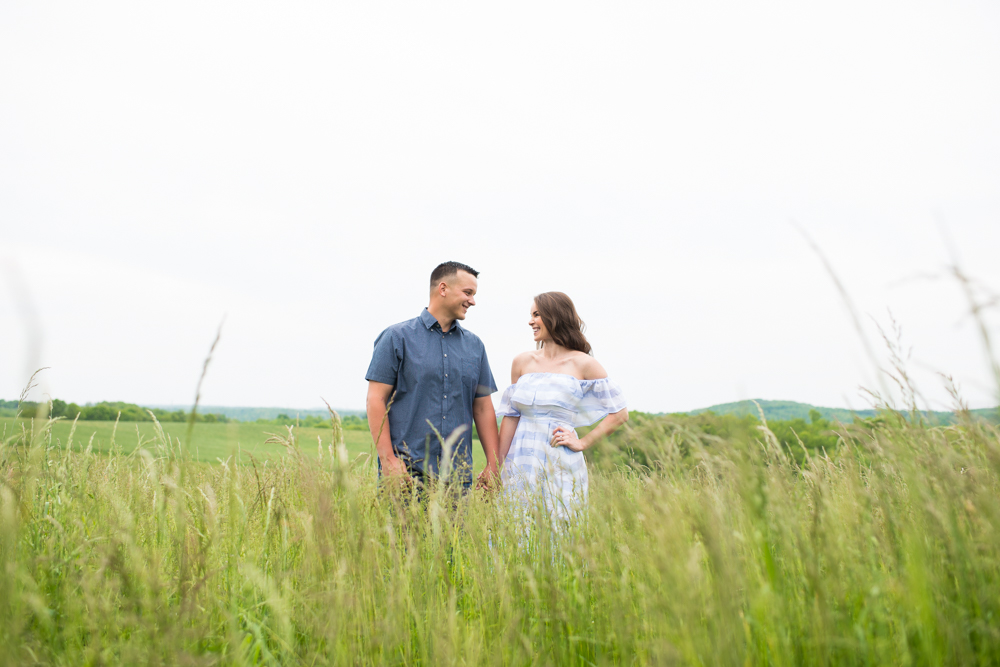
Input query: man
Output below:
<box><xmin>365</xmin><ymin>261</ymin><xmax>500</xmax><ymax>490</ymax></box>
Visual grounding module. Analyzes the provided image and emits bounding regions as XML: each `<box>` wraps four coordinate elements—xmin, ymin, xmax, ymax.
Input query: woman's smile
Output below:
<box><xmin>529</xmin><ymin>303</ymin><xmax>548</xmax><ymax>342</ymax></box>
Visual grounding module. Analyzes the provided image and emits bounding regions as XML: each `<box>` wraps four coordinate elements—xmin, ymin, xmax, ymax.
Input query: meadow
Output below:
<box><xmin>1</xmin><ymin>416</ymin><xmax>373</xmax><ymax>464</ymax></box>
<box><xmin>0</xmin><ymin>417</ymin><xmax>485</xmax><ymax>469</ymax></box>
<box><xmin>2</xmin><ymin>405</ymin><xmax>1000</xmax><ymax>665</ymax></box>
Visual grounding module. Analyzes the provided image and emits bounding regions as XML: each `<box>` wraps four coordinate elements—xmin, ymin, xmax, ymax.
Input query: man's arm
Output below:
<box><xmin>366</xmin><ymin>381</ymin><xmax>408</xmax><ymax>478</ymax></box>
<box><xmin>473</xmin><ymin>395</ymin><xmax>500</xmax><ymax>488</ymax></box>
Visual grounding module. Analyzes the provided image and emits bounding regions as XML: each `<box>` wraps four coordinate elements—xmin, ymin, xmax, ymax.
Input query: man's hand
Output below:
<box><xmin>472</xmin><ymin>395</ymin><xmax>501</xmax><ymax>489</ymax></box>
<box><xmin>475</xmin><ymin>464</ymin><xmax>500</xmax><ymax>491</ymax></box>
<box><xmin>380</xmin><ymin>455</ymin><xmax>414</xmax><ymax>496</ymax></box>
<box><xmin>381</xmin><ymin>455</ymin><xmax>410</xmax><ymax>479</ymax></box>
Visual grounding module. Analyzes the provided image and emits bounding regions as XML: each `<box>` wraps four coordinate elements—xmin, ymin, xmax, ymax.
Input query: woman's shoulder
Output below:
<box><xmin>513</xmin><ymin>350</ymin><xmax>537</xmax><ymax>364</ymax></box>
<box><xmin>510</xmin><ymin>350</ymin><xmax>538</xmax><ymax>382</ymax></box>
<box><xmin>576</xmin><ymin>353</ymin><xmax>608</xmax><ymax>381</ymax></box>
<box><xmin>510</xmin><ymin>350</ymin><xmax>608</xmax><ymax>383</ymax></box>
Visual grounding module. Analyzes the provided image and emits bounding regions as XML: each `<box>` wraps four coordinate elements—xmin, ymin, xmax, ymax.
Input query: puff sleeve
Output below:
<box><xmin>495</xmin><ymin>384</ymin><xmax>521</xmax><ymax>418</ymax></box>
<box><xmin>572</xmin><ymin>378</ymin><xmax>628</xmax><ymax>426</ymax></box>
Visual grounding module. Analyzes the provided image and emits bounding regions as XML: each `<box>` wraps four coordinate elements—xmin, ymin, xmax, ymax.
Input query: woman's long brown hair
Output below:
<box><xmin>534</xmin><ymin>292</ymin><xmax>592</xmax><ymax>354</ymax></box>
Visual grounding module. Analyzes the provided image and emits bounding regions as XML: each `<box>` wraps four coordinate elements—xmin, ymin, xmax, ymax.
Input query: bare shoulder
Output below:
<box><xmin>511</xmin><ymin>351</ymin><xmax>537</xmax><ymax>383</ymax></box>
<box><xmin>578</xmin><ymin>354</ymin><xmax>608</xmax><ymax>381</ymax></box>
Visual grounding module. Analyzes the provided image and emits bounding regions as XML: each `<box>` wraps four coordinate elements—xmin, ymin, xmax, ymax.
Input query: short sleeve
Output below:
<box><xmin>495</xmin><ymin>385</ymin><xmax>520</xmax><ymax>417</ymax></box>
<box><xmin>573</xmin><ymin>378</ymin><xmax>628</xmax><ymax>426</ymax></box>
<box><xmin>476</xmin><ymin>347</ymin><xmax>498</xmax><ymax>398</ymax></box>
<box><xmin>365</xmin><ymin>329</ymin><xmax>400</xmax><ymax>385</ymax></box>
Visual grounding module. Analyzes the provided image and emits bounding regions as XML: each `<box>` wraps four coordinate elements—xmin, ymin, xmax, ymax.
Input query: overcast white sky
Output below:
<box><xmin>2</xmin><ymin>0</ymin><xmax>999</xmax><ymax>414</ymax></box>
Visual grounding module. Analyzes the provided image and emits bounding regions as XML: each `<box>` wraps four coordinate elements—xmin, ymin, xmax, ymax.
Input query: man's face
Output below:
<box><xmin>442</xmin><ymin>270</ymin><xmax>478</xmax><ymax>320</ymax></box>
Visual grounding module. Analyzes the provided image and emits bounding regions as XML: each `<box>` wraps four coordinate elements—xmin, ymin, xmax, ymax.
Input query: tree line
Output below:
<box><xmin>1</xmin><ymin>399</ymin><xmax>230</xmax><ymax>423</ymax></box>
<box><xmin>259</xmin><ymin>413</ymin><xmax>368</xmax><ymax>430</ymax></box>
<box><xmin>0</xmin><ymin>398</ymin><xmax>371</xmax><ymax>429</ymax></box>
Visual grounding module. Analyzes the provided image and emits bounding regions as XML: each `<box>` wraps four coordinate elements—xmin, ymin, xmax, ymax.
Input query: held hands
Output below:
<box><xmin>475</xmin><ymin>464</ymin><xmax>500</xmax><ymax>492</ymax></box>
<box><xmin>551</xmin><ymin>426</ymin><xmax>585</xmax><ymax>452</ymax></box>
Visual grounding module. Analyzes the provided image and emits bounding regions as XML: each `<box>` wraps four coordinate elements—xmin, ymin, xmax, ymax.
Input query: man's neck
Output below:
<box><xmin>427</xmin><ymin>304</ymin><xmax>455</xmax><ymax>332</ymax></box>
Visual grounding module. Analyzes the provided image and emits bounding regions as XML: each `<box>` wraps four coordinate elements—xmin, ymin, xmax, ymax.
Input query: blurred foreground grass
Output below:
<box><xmin>2</xmin><ymin>409</ymin><xmax>1000</xmax><ymax>665</ymax></box>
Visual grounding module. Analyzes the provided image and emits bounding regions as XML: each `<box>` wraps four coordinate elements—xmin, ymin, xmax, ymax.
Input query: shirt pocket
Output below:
<box><xmin>462</xmin><ymin>357</ymin><xmax>481</xmax><ymax>397</ymax></box>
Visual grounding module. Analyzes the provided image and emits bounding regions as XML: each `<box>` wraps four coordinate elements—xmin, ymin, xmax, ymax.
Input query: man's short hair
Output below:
<box><xmin>430</xmin><ymin>261</ymin><xmax>479</xmax><ymax>289</ymax></box>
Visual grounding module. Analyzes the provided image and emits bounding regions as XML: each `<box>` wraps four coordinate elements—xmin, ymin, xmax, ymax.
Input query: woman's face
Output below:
<box><xmin>529</xmin><ymin>302</ymin><xmax>550</xmax><ymax>343</ymax></box>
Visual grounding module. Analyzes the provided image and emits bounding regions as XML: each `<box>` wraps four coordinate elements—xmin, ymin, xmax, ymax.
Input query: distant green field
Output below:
<box><xmin>0</xmin><ymin>417</ymin><xmax>486</xmax><ymax>468</ymax></box>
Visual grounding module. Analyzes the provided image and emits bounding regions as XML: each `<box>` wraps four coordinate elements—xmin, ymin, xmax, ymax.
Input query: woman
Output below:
<box><xmin>496</xmin><ymin>292</ymin><xmax>629</xmax><ymax>519</ymax></box>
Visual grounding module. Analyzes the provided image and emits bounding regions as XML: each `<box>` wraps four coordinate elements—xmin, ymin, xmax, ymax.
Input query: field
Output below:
<box><xmin>2</xmin><ymin>410</ymin><xmax>1000</xmax><ymax>665</ymax></box>
<box><xmin>0</xmin><ymin>417</ymin><xmax>487</xmax><ymax>469</ymax></box>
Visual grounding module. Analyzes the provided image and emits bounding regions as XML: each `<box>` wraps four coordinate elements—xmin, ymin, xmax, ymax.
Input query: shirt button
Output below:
<box><xmin>444</xmin><ymin>353</ymin><xmax>447</xmax><ymax>357</ymax></box>
<box><xmin>444</xmin><ymin>395</ymin><xmax>447</xmax><ymax>398</ymax></box>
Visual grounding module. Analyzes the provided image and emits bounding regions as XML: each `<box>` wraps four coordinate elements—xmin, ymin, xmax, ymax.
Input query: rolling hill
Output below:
<box><xmin>688</xmin><ymin>399</ymin><xmax>999</xmax><ymax>424</ymax></box>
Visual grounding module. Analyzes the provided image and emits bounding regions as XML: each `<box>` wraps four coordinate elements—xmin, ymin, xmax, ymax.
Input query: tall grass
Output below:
<box><xmin>2</xmin><ymin>405</ymin><xmax>1000</xmax><ymax>665</ymax></box>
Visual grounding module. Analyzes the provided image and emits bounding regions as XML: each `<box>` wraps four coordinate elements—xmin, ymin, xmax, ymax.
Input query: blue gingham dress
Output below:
<box><xmin>497</xmin><ymin>373</ymin><xmax>627</xmax><ymax>518</ymax></box>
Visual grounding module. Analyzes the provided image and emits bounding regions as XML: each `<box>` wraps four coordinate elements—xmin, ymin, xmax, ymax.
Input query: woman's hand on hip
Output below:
<box><xmin>551</xmin><ymin>426</ymin><xmax>585</xmax><ymax>452</ymax></box>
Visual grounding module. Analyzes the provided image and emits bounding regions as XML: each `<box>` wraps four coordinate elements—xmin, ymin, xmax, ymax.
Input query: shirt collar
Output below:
<box><xmin>420</xmin><ymin>308</ymin><xmax>462</xmax><ymax>333</ymax></box>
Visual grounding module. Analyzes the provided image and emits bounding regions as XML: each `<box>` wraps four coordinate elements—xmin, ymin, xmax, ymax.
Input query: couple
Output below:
<box><xmin>365</xmin><ymin>261</ymin><xmax>628</xmax><ymax>514</ymax></box>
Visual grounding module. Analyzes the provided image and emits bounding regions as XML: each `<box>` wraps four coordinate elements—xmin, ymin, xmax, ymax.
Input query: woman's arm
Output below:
<box><xmin>498</xmin><ymin>415</ymin><xmax>519</xmax><ymax>463</ymax></box>
<box><xmin>552</xmin><ymin>408</ymin><xmax>628</xmax><ymax>452</ymax></box>
<box><xmin>554</xmin><ymin>354</ymin><xmax>628</xmax><ymax>451</ymax></box>
<box><xmin>496</xmin><ymin>354</ymin><xmax>529</xmax><ymax>465</ymax></box>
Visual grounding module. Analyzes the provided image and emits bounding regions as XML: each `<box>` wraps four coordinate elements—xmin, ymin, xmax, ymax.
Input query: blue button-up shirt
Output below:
<box><xmin>365</xmin><ymin>308</ymin><xmax>497</xmax><ymax>483</ymax></box>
